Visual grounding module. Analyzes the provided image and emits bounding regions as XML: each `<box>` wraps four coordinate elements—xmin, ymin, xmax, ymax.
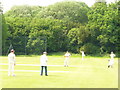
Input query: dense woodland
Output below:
<box><xmin>0</xmin><ymin>0</ymin><xmax>120</xmax><ymax>56</ymax></box>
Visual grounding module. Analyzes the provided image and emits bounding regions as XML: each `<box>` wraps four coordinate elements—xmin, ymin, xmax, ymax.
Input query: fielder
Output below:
<box><xmin>8</xmin><ymin>49</ymin><xmax>16</xmax><ymax>76</ymax></box>
<box><xmin>64</xmin><ymin>51</ymin><xmax>71</xmax><ymax>67</ymax></box>
<box><xmin>40</xmin><ymin>52</ymin><xmax>48</xmax><ymax>76</ymax></box>
<box><xmin>108</xmin><ymin>52</ymin><xmax>116</xmax><ymax>68</ymax></box>
<box><xmin>80</xmin><ymin>51</ymin><xmax>85</xmax><ymax>60</ymax></box>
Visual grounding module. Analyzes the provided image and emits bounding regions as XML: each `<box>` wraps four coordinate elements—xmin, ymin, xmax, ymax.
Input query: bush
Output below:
<box><xmin>80</xmin><ymin>43</ymin><xmax>100</xmax><ymax>55</ymax></box>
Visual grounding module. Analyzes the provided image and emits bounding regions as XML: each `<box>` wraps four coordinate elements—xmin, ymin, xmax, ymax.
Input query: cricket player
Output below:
<box><xmin>108</xmin><ymin>52</ymin><xmax>116</xmax><ymax>68</ymax></box>
<box><xmin>64</xmin><ymin>51</ymin><xmax>71</xmax><ymax>67</ymax></box>
<box><xmin>40</xmin><ymin>52</ymin><xmax>48</xmax><ymax>76</ymax></box>
<box><xmin>80</xmin><ymin>51</ymin><xmax>85</xmax><ymax>60</ymax></box>
<box><xmin>8</xmin><ymin>49</ymin><xmax>16</xmax><ymax>76</ymax></box>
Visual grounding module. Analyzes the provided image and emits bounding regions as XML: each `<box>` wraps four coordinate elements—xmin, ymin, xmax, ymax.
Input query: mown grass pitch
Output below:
<box><xmin>0</xmin><ymin>54</ymin><xmax>118</xmax><ymax>88</ymax></box>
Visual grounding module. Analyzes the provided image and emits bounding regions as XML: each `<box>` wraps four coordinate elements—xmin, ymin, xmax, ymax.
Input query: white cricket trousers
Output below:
<box><xmin>64</xmin><ymin>58</ymin><xmax>69</xmax><ymax>66</ymax></box>
<box><xmin>8</xmin><ymin>62</ymin><xmax>15</xmax><ymax>76</ymax></box>
<box><xmin>82</xmin><ymin>56</ymin><xmax>85</xmax><ymax>60</ymax></box>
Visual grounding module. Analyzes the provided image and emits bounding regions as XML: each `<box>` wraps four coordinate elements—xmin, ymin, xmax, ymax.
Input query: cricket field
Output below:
<box><xmin>0</xmin><ymin>54</ymin><xmax>118</xmax><ymax>88</ymax></box>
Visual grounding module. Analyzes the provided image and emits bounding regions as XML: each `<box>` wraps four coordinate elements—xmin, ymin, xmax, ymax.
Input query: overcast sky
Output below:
<box><xmin>0</xmin><ymin>0</ymin><xmax>116</xmax><ymax>13</ymax></box>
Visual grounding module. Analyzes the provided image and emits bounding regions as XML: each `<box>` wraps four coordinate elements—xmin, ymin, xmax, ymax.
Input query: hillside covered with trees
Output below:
<box><xmin>1</xmin><ymin>0</ymin><xmax>119</xmax><ymax>56</ymax></box>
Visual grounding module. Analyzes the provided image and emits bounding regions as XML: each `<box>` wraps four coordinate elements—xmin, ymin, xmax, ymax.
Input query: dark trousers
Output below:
<box><xmin>41</xmin><ymin>66</ymin><xmax>48</xmax><ymax>76</ymax></box>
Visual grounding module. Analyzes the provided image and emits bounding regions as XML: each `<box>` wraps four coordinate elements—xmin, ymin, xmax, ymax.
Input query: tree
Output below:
<box><xmin>0</xmin><ymin>2</ymin><xmax>9</xmax><ymax>55</ymax></box>
<box><xmin>5</xmin><ymin>5</ymin><xmax>42</xmax><ymax>17</ymax></box>
<box><xmin>80</xmin><ymin>43</ymin><xmax>100</xmax><ymax>55</ymax></box>
<box><xmin>3</xmin><ymin>1</ymin><xmax>118</xmax><ymax>56</ymax></box>
<box><xmin>87</xmin><ymin>1</ymin><xmax>119</xmax><ymax>55</ymax></box>
<box><xmin>27</xmin><ymin>18</ymin><xmax>68</xmax><ymax>54</ymax></box>
<box><xmin>67</xmin><ymin>25</ymin><xmax>90</xmax><ymax>53</ymax></box>
<box><xmin>36</xmin><ymin>1</ymin><xmax>90</xmax><ymax>23</ymax></box>
<box><xmin>0</xmin><ymin>2</ymin><xmax>2</xmax><ymax>55</ymax></box>
<box><xmin>3</xmin><ymin>5</ymin><xmax>43</xmax><ymax>55</ymax></box>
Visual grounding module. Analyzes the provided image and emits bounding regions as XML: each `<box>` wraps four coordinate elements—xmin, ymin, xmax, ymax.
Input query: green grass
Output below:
<box><xmin>0</xmin><ymin>55</ymin><xmax>118</xmax><ymax>88</ymax></box>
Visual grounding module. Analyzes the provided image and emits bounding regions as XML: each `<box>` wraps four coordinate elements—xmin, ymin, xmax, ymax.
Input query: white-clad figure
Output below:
<box><xmin>108</xmin><ymin>52</ymin><xmax>116</xmax><ymax>68</ymax></box>
<box><xmin>64</xmin><ymin>51</ymin><xmax>71</xmax><ymax>67</ymax></box>
<box><xmin>40</xmin><ymin>52</ymin><xmax>48</xmax><ymax>76</ymax></box>
<box><xmin>8</xmin><ymin>49</ymin><xmax>16</xmax><ymax>76</ymax></box>
<box><xmin>81</xmin><ymin>51</ymin><xmax>85</xmax><ymax>60</ymax></box>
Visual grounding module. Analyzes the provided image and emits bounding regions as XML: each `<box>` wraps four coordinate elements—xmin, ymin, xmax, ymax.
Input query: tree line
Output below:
<box><xmin>1</xmin><ymin>0</ymin><xmax>120</xmax><ymax>56</ymax></box>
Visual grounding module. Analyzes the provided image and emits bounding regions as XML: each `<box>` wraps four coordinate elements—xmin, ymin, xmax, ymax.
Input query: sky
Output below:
<box><xmin>0</xmin><ymin>0</ymin><xmax>116</xmax><ymax>13</ymax></box>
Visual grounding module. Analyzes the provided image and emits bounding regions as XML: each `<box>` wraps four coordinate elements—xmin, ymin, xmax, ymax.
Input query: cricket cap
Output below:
<box><xmin>11</xmin><ymin>49</ymin><xmax>15</xmax><ymax>52</ymax></box>
<box><xmin>43</xmin><ymin>52</ymin><xmax>47</xmax><ymax>54</ymax></box>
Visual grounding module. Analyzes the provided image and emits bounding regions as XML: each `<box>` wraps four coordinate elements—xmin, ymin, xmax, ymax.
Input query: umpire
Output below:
<box><xmin>40</xmin><ymin>52</ymin><xmax>48</xmax><ymax>76</ymax></box>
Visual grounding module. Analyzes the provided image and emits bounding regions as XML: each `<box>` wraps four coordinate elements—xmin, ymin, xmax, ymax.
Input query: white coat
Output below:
<box><xmin>40</xmin><ymin>54</ymin><xmax>48</xmax><ymax>66</ymax></box>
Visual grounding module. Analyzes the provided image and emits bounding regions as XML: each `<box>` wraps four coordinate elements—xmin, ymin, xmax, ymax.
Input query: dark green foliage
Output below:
<box><xmin>80</xmin><ymin>43</ymin><xmax>100</xmax><ymax>55</ymax></box>
<box><xmin>1</xmin><ymin>16</ymin><xmax>9</xmax><ymax>55</ymax></box>
<box><xmin>27</xmin><ymin>18</ymin><xmax>68</xmax><ymax>54</ymax></box>
<box><xmin>2</xmin><ymin>1</ymin><xmax>119</xmax><ymax>56</ymax></box>
<box><xmin>87</xmin><ymin>1</ymin><xmax>119</xmax><ymax>55</ymax></box>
